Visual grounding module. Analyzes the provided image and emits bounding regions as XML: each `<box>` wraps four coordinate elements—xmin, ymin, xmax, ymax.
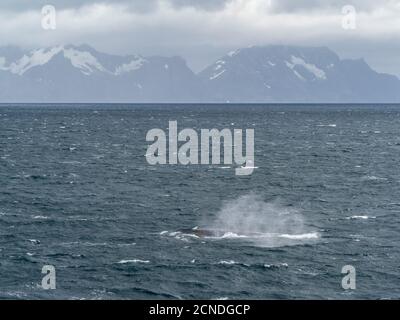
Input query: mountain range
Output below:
<box><xmin>1</xmin><ymin>44</ymin><xmax>399</xmax><ymax>103</ymax></box>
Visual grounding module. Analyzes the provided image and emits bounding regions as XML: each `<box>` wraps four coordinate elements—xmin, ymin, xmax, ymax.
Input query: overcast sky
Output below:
<box><xmin>1</xmin><ymin>0</ymin><xmax>400</xmax><ymax>75</ymax></box>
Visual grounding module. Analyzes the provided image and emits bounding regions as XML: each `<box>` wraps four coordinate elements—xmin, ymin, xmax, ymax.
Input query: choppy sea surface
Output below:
<box><xmin>0</xmin><ymin>104</ymin><xmax>399</xmax><ymax>299</ymax></box>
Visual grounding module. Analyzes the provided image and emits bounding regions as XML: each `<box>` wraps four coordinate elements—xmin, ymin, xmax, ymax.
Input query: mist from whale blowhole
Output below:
<box><xmin>206</xmin><ymin>194</ymin><xmax>319</xmax><ymax>247</ymax></box>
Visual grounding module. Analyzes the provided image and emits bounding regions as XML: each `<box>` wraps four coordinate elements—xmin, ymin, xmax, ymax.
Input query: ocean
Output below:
<box><xmin>0</xmin><ymin>104</ymin><xmax>399</xmax><ymax>299</ymax></box>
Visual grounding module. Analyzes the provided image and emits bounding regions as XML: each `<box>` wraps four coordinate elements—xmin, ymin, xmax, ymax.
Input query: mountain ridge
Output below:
<box><xmin>0</xmin><ymin>44</ymin><xmax>399</xmax><ymax>103</ymax></box>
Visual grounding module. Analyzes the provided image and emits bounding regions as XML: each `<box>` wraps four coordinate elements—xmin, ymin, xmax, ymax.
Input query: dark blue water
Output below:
<box><xmin>0</xmin><ymin>104</ymin><xmax>399</xmax><ymax>299</ymax></box>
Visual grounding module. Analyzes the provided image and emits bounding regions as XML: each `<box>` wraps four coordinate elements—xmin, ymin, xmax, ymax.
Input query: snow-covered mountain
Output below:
<box><xmin>0</xmin><ymin>44</ymin><xmax>200</xmax><ymax>102</ymax></box>
<box><xmin>199</xmin><ymin>45</ymin><xmax>400</xmax><ymax>103</ymax></box>
<box><xmin>0</xmin><ymin>44</ymin><xmax>399</xmax><ymax>103</ymax></box>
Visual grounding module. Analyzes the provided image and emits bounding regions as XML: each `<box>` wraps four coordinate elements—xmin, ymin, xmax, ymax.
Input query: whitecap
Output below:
<box><xmin>264</xmin><ymin>263</ymin><xmax>289</xmax><ymax>269</ymax></box>
<box><xmin>60</xmin><ymin>161</ymin><xmax>82</xmax><ymax>165</ymax></box>
<box><xmin>362</xmin><ymin>175</ymin><xmax>387</xmax><ymax>181</ymax></box>
<box><xmin>32</xmin><ymin>215</ymin><xmax>49</xmax><ymax>220</ymax></box>
<box><xmin>116</xmin><ymin>243</ymin><xmax>136</xmax><ymax>247</ymax></box>
<box><xmin>317</xmin><ymin>124</ymin><xmax>336</xmax><ymax>127</ymax></box>
<box><xmin>220</xmin><ymin>232</ymin><xmax>248</xmax><ymax>239</ymax></box>
<box><xmin>346</xmin><ymin>215</ymin><xmax>376</xmax><ymax>220</ymax></box>
<box><xmin>279</xmin><ymin>232</ymin><xmax>320</xmax><ymax>240</ymax></box>
<box><xmin>182</xmin><ymin>234</ymin><xmax>200</xmax><ymax>239</ymax></box>
<box><xmin>218</xmin><ymin>260</ymin><xmax>237</xmax><ymax>265</ymax></box>
<box><xmin>83</xmin><ymin>242</ymin><xmax>108</xmax><ymax>247</ymax></box>
<box><xmin>117</xmin><ymin>259</ymin><xmax>150</xmax><ymax>264</ymax></box>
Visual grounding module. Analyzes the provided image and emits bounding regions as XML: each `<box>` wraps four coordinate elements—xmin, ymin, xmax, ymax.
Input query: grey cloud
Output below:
<box><xmin>0</xmin><ymin>0</ymin><xmax>393</xmax><ymax>14</ymax></box>
<box><xmin>0</xmin><ymin>0</ymin><xmax>229</xmax><ymax>12</ymax></box>
<box><xmin>169</xmin><ymin>0</ymin><xmax>228</xmax><ymax>11</ymax></box>
<box><xmin>0</xmin><ymin>0</ymin><xmax>399</xmax><ymax>76</ymax></box>
<box><xmin>270</xmin><ymin>0</ymin><xmax>390</xmax><ymax>13</ymax></box>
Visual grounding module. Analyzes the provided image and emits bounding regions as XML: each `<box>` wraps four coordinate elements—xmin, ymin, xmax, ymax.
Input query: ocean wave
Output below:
<box><xmin>219</xmin><ymin>232</ymin><xmax>248</xmax><ymax>239</ymax></box>
<box><xmin>161</xmin><ymin>229</ymin><xmax>321</xmax><ymax>247</ymax></box>
<box><xmin>213</xmin><ymin>260</ymin><xmax>290</xmax><ymax>269</ymax></box>
<box><xmin>345</xmin><ymin>215</ymin><xmax>376</xmax><ymax>220</ymax></box>
<box><xmin>264</xmin><ymin>263</ymin><xmax>289</xmax><ymax>269</ymax></box>
<box><xmin>160</xmin><ymin>230</ymin><xmax>200</xmax><ymax>241</ymax></box>
<box><xmin>116</xmin><ymin>243</ymin><xmax>136</xmax><ymax>247</ymax></box>
<box><xmin>362</xmin><ymin>175</ymin><xmax>387</xmax><ymax>181</ymax></box>
<box><xmin>32</xmin><ymin>215</ymin><xmax>49</xmax><ymax>220</ymax></box>
<box><xmin>317</xmin><ymin>124</ymin><xmax>336</xmax><ymax>127</ymax></box>
<box><xmin>60</xmin><ymin>161</ymin><xmax>82</xmax><ymax>165</ymax></box>
<box><xmin>28</xmin><ymin>239</ymin><xmax>41</xmax><ymax>245</ymax></box>
<box><xmin>217</xmin><ymin>260</ymin><xmax>237</xmax><ymax>265</ymax></box>
<box><xmin>117</xmin><ymin>259</ymin><xmax>150</xmax><ymax>264</ymax></box>
<box><xmin>215</xmin><ymin>260</ymin><xmax>251</xmax><ymax>267</ymax></box>
<box><xmin>279</xmin><ymin>232</ymin><xmax>320</xmax><ymax>240</ymax></box>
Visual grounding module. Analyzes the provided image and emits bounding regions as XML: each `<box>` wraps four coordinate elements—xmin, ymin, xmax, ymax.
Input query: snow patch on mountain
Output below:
<box><xmin>214</xmin><ymin>60</ymin><xmax>226</xmax><ymax>72</ymax></box>
<box><xmin>115</xmin><ymin>57</ymin><xmax>147</xmax><ymax>75</ymax></box>
<box><xmin>285</xmin><ymin>61</ymin><xmax>305</xmax><ymax>81</ymax></box>
<box><xmin>228</xmin><ymin>49</ymin><xmax>240</xmax><ymax>57</ymax></box>
<box><xmin>1</xmin><ymin>46</ymin><xmax>111</xmax><ymax>76</ymax></box>
<box><xmin>63</xmin><ymin>48</ymin><xmax>107</xmax><ymax>75</ymax></box>
<box><xmin>210</xmin><ymin>69</ymin><xmax>226</xmax><ymax>80</ymax></box>
<box><xmin>286</xmin><ymin>56</ymin><xmax>327</xmax><ymax>80</ymax></box>
<box><xmin>8</xmin><ymin>46</ymin><xmax>63</xmax><ymax>75</ymax></box>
